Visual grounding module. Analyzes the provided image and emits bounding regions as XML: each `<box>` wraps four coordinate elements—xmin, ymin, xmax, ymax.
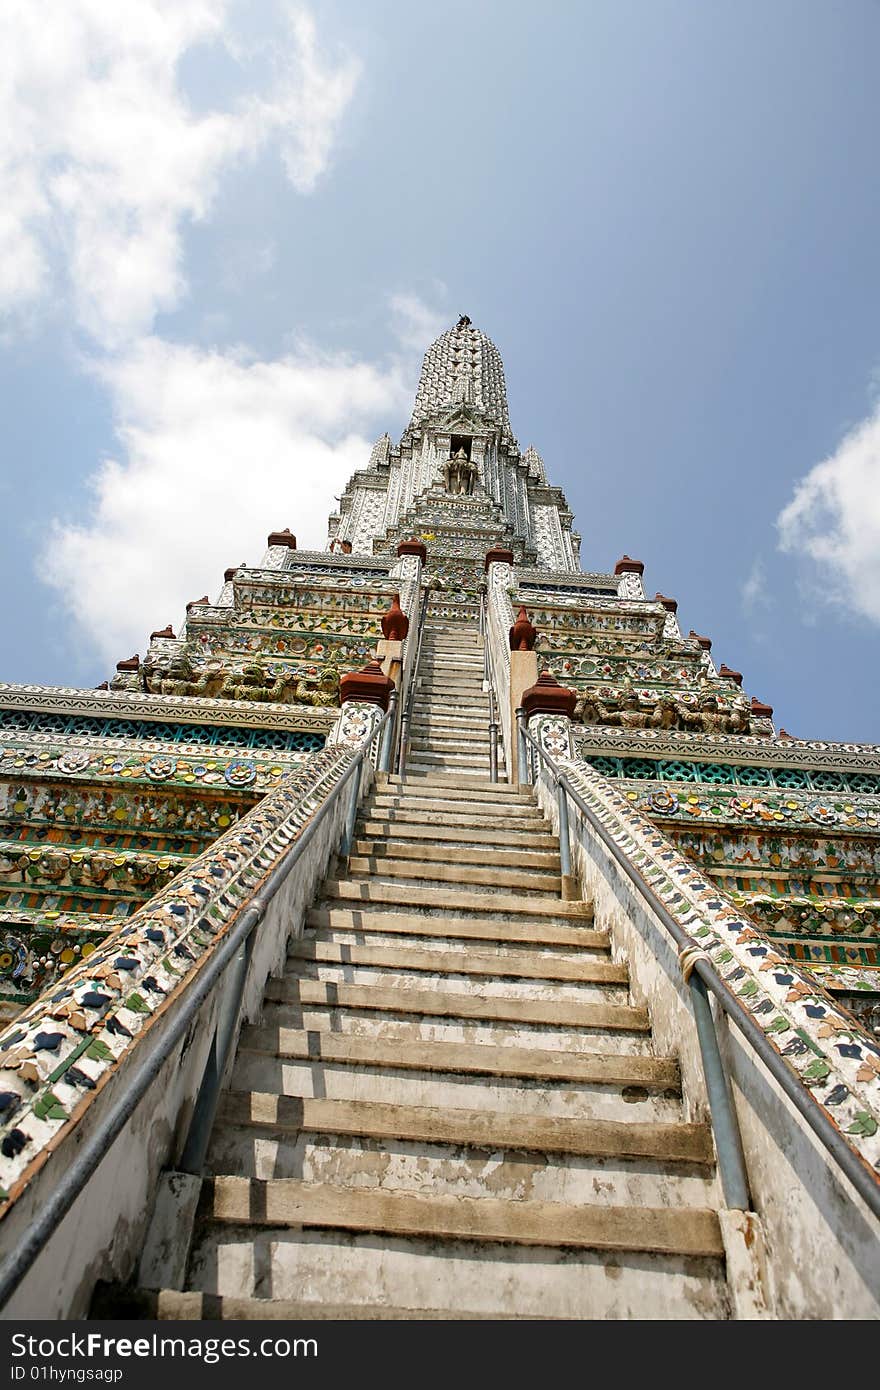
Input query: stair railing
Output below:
<box><xmin>480</xmin><ymin>588</ymin><xmax>501</xmax><ymax>782</ymax></box>
<box><xmin>516</xmin><ymin>710</ymin><xmax>880</xmax><ymax>1223</ymax></box>
<box><xmin>396</xmin><ymin>585</ymin><xmax>432</xmax><ymax>777</ymax></box>
<box><xmin>0</xmin><ymin>701</ymin><xmax>397</xmax><ymax>1313</ymax></box>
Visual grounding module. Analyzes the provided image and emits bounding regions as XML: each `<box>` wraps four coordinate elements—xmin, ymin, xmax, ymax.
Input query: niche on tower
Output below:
<box><xmin>444</xmin><ymin>434</ymin><xmax>476</xmax><ymax>495</ymax></box>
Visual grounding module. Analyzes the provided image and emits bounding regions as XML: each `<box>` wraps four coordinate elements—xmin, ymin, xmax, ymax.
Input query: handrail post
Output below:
<box><xmin>397</xmin><ymin>587</ymin><xmax>431</xmax><ymax>779</ymax></box>
<box><xmin>378</xmin><ymin>688</ymin><xmax>398</xmax><ymax>774</ymax></box>
<box><xmin>398</xmin><ymin>706</ymin><xmax>411</xmax><ymax>778</ymax></box>
<box><xmin>178</xmin><ymin>925</ymin><xmax>255</xmax><ymax>1175</ymax></box>
<box><xmin>688</xmin><ymin>972</ymin><xmax>751</xmax><ymax>1209</ymax></box>
<box><xmin>556</xmin><ymin>776</ymin><xmax>573</xmax><ymax>887</ymax></box>
<box><xmin>516</xmin><ymin>707</ymin><xmax>529</xmax><ymax>785</ymax></box>
<box><xmin>340</xmin><ymin>755</ymin><xmax>363</xmax><ymax>857</ymax></box>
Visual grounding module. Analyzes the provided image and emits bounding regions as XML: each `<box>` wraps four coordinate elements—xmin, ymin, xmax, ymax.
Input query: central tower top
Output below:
<box><xmin>329</xmin><ymin>316</ymin><xmax>580</xmax><ymax>572</ymax></box>
<box><xmin>407</xmin><ymin>315</ymin><xmax>512</xmax><ymax>442</ymax></box>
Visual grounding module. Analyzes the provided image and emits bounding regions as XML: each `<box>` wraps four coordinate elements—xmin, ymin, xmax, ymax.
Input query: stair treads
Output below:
<box><xmin>290</xmin><ymin>939</ymin><xmax>627</xmax><ymax>984</ymax></box>
<box><xmin>358</xmin><ymin>819</ymin><xmax>559</xmax><ymax>849</ymax></box>
<box><xmin>264</xmin><ymin>979</ymin><xmax>649</xmax><ymax>1031</ymax></box>
<box><xmin>237</xmin><ymin>1027</ymin><xmax>679</xmax><ymax>1088</ymax></box>
<box><xmin>306</xmin><ymin>907</ymin><xmax>604</xmax><ymax>948</ymax></box>
<box><xmin>371</xmin><ymin>795</ymin><xmax>541</xmax><ymax>817</ymax></box>
<box><xmin>373</xmin><ymin>793</ymin><xmax>539</xmax><ymax>811</ymax></box>
<box><xmin>377</xmin><ymin>780</ymin><xmax>531</xmax><ymax>802</ymax></box>
<box><xmin>351</xmin><ymin>840</ymin><xmax>559</xmax><ymax>870</ymax></box>
<box><xmin>363</xmin><ymin>814</ymin><xmax>549</xmax><ymax>839</ymax></box>
<box><xmin>217</xmin><ymin>1092</ymin><xmax>712</xmax><ymax>1163</ymax></box>
<box><xmin>345</xmin><ymin>856</ymin><xmax>560</xmax><ymax>892</ymax></box>
<box><xmin>323</xmin><ymin>880</ymin><xmax>593</xmax><ymax>917</ymax></box>
<box><xmin>384</xmin><ymin>772</ymin><xmax>527</xmax><ymax>791</ymax></box>
<box><xmin>93</xmin><ymin>1288</ymin><xmax>519</xmax><ymax>1320</ymax></box>
<box><xmin>202</xmin><ymin>1177</ymin><xmax>724</xmax><ymax>1256</ymax></box>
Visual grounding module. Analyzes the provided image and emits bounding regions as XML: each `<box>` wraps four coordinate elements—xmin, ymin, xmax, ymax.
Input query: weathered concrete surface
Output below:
<box><xmin>185</xmin><ymin>1227</ymin><xmax>729</xmax><ymax>1319</ymax></box>
<box><xmin>137</xmin><ymin>1171</ymin><xmax>203</xmax><ymax>1292</ymax></box>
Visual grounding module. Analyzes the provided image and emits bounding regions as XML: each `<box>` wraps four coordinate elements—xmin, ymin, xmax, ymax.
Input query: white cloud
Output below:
<box><xmin>0</xmin><ymin>1</ymin><xmax>359</xmax><ymax>346</ymax></box>
<box><xmin>740</xmin><ymin>557</ymin><xmax>769</xmax><ymax>615</ymax></box>
<box><xmin>43</xmin><ymin>336</ymin><xmax>411</xmax><ymax>668</ymax></box>
<box><xmin>777</xmin><ymin>398</ymin><xmax>880</xmax><ymax>624</ymax></box>
<box><xmin>252</xmin><ymin>8</ymin><xmax>360</xmax><ymax>195</ymax></box>
<box><xmin>389</xmin><ymin>291</ymin><xmax>448</xmax><ymax>352</ymax></box>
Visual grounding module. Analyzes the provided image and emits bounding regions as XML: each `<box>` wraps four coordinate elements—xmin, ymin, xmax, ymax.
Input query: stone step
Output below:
<box><xmin>287</xmin><ymin>962</ymin><xmax>625</xmax><ymax>1009</ymax></box>
<box><xmin>263</xmin><ymin>978</ymin><xmax>649</xmax><ymax>1033</ymax></box>
<box><xmin>351</xmin><ymin>837</ymin><xmax>560</xmax><ymax>870</ymax></box>
<box><xmin>408</xmin><ymin>717</ymin><xmax>492</xmax><ymax>739</ymax></box>
<box><xmin>213</xmin><ymin>1093</ymin><xmax>712</xmax><ymax>1165</ymax></box>
<box><xmin>409</xmin><ymin>720</ymin><xmax>492</xmax><ymax>738</ymax></box>
<box><xmin>271</xmin><ymin>961</ymin><xmax>628</xmax><ymax>1006</ymax></box>
<box><xmin>366</xmin><ymin>807</ymin><xmax>546</xmax><ymax>836</ymax></box>
<box><xmin>416</xmin><ymin>681</ymin><xmax>485</xmax><ymax>696</ymax></box>
<box><xmin>184</xmin><ymin>1221</ymin><xmax>728</xmax><ymax>1318</ymax></box>
<box><xmin>207</xmin><ymin>1127</ymin><xmax>717</xmax><ymax>1212</ymax></box>
<box><xmin>256</xmin><ymin>1002</ymin><xmax>654</xmax><ymax>1054</ymax></box>
<box><xmin>290</xmin><ymin>939</ymin><xmax>625</xmax><ymax>986</ymax></box>
<box><xmin>409</xmin><ymin>734</ymin><xmax>493</xmax><ymax>752</ymax></box>
<box><xmin>92</xmin><ymin>1286</ymin><xmax>504</xmax><ymax>1320</ymax></box>
<box><xmin>305</xmin><ymin>906</ymin><xmax>604</xmax><ymax>949</ymax></box>
<box><xmin>383</xmin><ymin>772</ymin><xmax>530</xmax><ymax>797</ymax></box>
<box><xmin>405</xmin><ymin>765</ymin><xmax>504</xmax><ymax>782</ymax></box>
<box><xmin>412</xmin><ymin>696</ymin><xmax>490</xmax><ymax>713</ymax></box>
<box><xmin>233</xmin><ymin>1033</ymin><xmax>664</xmax><ymax>1107</ymax></box>
<box><xmin>345</xmin><ymin>856</ymin><xmax>560</xmax><ymax>894</ymax></box>
<box><xmin>303</xmin><ymin>928</ymin><xmax>607</xmax><ymax>965</ymax></box>
<box><xmin>321</xmin><ymin>878</ymin><xmax>593</xmax><ymax>919</ymax></box>
<box><xmin>422</xmin><ymin>640</ymin><xmax>482</xmax><ymax>650</ymax></box>
<box><xmin>419</xmin><ymin>671</ymin><xmax>485</xmax><ymax>683</ymax></box>
<box><xmin>419</xmin><ymin>653</ymin><xmax>484</xmax><ymax>664</ymax></box>
<box><xmin>357</xmin><ymin>819</ymin><xmax>558</xmax><ymax>849</ymax></box>
<box><xmin>400</xmin><ymin>750</ymin><xmax>498</xmax><ymax>771</ymax></box>
<box><xmin>235</xmin><ymin>1025</ymin><xmax>678</xmax><ymax>1089</ymax></box>
<box><xmin>412</xmin><ymin>676</ymin><xmax>486</xmax><ymax>688</ymax></box>
<box><xmin>370</xmin><ymin>796</ymin><xmax>546</xmax><ymax>823</ymax></box>
<box><xmin>199</xmin><ymin>1178</ymin><xmax>724</xmax><ymax>1258</ymax></box>
<box><xmin>419</xmin><ymin>657</ymin><xmax>483</xmax><ymax>667</ymax></box>
<box><xmin>413</xmin><ymin>688</ymin><xmax>486</xmax><ymax>702</ymax></box>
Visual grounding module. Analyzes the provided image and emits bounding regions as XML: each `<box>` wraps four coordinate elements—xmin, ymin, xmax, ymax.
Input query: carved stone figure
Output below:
<box><xmin>140</xmin><ymin>650</ymin><xmax>220</xmax><ymax>698</ymax></box>
<box><xmin>294</xmin><ymin>666</ymin><xmax>340</xmax><ymax>707</ymax></box>
<box><xmin>573</xmin><ymin>685</ymin><xmax>757</xmax><ymax>735</ymax></box>
<box><xmin>443</xmin><ymin>447</ymin><xmax>476</xmax><ymax>496</ymax></box>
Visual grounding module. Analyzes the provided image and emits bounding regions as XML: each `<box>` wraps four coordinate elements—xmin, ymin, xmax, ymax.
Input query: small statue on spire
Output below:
<box><xmin>456</xmin><ymin>314</ymin><xmax>471</xmax><ymax>329</ymax></box>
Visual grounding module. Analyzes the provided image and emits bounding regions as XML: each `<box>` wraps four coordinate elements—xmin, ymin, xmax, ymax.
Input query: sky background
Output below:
<box><xmin>1</xmin><ymin>0</ymin><xmax>879</xmax><ymax>743</ymax></box>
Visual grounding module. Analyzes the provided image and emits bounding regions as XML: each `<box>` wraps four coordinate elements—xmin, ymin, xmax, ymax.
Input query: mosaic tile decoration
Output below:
<box><xmin>0</xmin><ymin>712</ymin><xmax>325</xmax><ymax>754</ymax></box>
<box><xmin>548</xmin><ymin>752</ymin><xmax>880</xmax><ymax>1180</ymax></box>
<box><xmin>581</xmin><ymin>753</ymin><xmax>880</xmax><ymax>797</ymax></box>
<box><xmin>0</xmin><ymin>740</ymin><xmax>357</xmax><ymax>1206</ymax></box>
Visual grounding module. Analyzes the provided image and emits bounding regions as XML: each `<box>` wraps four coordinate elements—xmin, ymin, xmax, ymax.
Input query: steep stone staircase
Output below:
<box><xmin>406</xmin><ymin>616</ymin><xmax>503</xmax><ymax>779</ymax></box>
<box><xmin>104</xmin><ymin>615</ymin><xmax>733</xmax><ymax>1320</ymax></box>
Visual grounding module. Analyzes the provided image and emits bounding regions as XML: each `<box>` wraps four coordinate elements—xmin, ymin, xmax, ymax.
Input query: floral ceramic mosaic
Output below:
<box><xmin>551</xmin><ymin>754</ymin><xmax>880</xmax><ymax>1174</ymax></box>
<box><xmin>0</xmin><ymin>741</ymin><xmax>357</xmax><ymax>1205</ymax></box>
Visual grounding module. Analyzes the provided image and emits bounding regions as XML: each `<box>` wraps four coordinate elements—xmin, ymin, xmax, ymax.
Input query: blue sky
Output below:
<box><xmin>1</xmin><ymin>0</ymin><xmax>879</xmax><ymax>743</ymax></box>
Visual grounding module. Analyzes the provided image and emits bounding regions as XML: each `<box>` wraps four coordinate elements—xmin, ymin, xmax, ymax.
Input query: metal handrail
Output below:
<box><xmin>517</xmin><ymin>714</ymin><xmax>880</xmax><ymax>1221</ymax></box>
<box><xmin>0</xmin><ymin>705</ymin><xmax>396</xmax><ymax>1310</ymax></box>
<box><xmin>396</xmin><ymin>585</ymin><xmax>431</xmax><ymax>777</ymax></box>
<box><xmin>480</xmin><ymin>589</ymin><xmax>504</xmax><ymax>783</ymax></box>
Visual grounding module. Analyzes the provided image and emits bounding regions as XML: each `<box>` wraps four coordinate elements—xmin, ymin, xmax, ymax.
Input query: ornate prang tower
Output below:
<box><xmin>3</xmin><ymin>316</ymin><xmax>875</xmax><ymax>1025</ymax></box>
<box><xmin>1</xmin><ymin>318</ymin><xmax>880</xmax><ymax>1322</ymax></box>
